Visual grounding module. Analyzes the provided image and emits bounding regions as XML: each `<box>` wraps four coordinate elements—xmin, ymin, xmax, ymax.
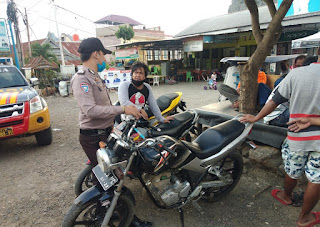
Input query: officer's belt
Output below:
<box><xmin>80</xmin><ymin>127</ymin><xmax>112</xmax><ymax>136</ymax></box>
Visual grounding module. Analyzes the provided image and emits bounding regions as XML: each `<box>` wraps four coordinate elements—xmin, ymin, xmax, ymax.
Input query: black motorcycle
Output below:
<box><xmin>63</xmin><ymin>115</ymin><xmax>253</xmax><ymax>227</ymax></box>
<box><xmin>74</xmin><ymin>110</ymin><xmax>199</xmax><ymax>196</ymax></box>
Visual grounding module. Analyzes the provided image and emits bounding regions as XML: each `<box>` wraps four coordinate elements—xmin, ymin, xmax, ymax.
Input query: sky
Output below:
<box><xmin>0</xmin><ymin>0</ymin><xmax>232</xmax><ymax>43</ymax></box>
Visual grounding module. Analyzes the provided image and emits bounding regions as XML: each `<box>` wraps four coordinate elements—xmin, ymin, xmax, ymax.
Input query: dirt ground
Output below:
<box><xmin>0</xmin><ymin>81</ymin><xmax>318</xmax><ymax>227</ymax></box>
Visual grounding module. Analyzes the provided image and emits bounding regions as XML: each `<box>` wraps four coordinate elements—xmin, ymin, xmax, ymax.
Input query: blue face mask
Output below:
<box><xmin>97</xmin><ymin>61</ymin><xmax>106</xmax><ymax>72</ymax></box>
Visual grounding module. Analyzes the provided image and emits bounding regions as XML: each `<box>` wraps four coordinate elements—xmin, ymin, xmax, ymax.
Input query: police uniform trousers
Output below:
<box><xmin>79</xmin><ymin>128</ymin><xmax>112</xmax><ymax>184</ymax></box>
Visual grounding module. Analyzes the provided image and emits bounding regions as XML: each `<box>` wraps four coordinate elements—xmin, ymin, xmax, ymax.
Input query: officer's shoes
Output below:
<box><xmin>130</xmin><ymin>215</ymin><xmax>152</xmax><ymax>227</ymax></box>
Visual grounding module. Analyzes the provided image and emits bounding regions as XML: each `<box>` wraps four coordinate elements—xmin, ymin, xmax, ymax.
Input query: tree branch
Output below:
<box><xmin>264</xmin><ymin>0</ymin><xmax>277</xmax><ymax>17</ymax></box>
<box><xmin>245</xmin><ymin>0</ymin><xmax>263</xmax><ymax>44</ymax></box>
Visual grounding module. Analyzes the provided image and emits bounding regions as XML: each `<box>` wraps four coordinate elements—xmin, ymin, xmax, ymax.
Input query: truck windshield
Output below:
<box><xmin>0</xmin><ymin>67</ymin><xmax>28</xmax><ymax>89</ymax></box>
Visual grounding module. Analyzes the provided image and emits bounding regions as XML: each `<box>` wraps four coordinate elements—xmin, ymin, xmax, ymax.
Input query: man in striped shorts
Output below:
<box><xmin>240</xmin><ymin>56</ymin><xmax>320</xmax><ymax>227</ymax></box>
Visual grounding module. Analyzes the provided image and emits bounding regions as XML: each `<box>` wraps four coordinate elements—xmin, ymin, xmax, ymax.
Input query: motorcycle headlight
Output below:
<box><xmin>29</xmin><ymin>95</ymin><xmax>44</xmax><ymax>114</ymax></box>
<box><xmin>97</xmin><ymin>148</ymin><xmax>112</xmax><ymax>173</ymax></box>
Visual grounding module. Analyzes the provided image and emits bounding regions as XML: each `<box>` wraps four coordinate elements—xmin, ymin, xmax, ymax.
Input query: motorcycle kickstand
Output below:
<box><xmin>192</xmin><ymin>192</ymin><xmax>205</xmax><ymax>215</ymax></box>
<box><xmin>178</xmin><ymin>208</ymin><xmax>184</xmax><ymax>227</ymax></box>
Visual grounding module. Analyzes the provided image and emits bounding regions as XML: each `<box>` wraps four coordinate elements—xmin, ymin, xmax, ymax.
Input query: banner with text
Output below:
<box><xmin>278</xmin><ymin>0</ymin><xmax>320</xmax><ymax>16</ymax></box>
<box><xmin>115</xmin><ymin>48</ymin><xmax>139</xmax><ymax>60</ymax></box>
<box><xmin>183</xmin><ymin>36</ymin><xmax>203</xmax><ymax>52</ymax></box>
<box><xmin>99</xmin><ymin>69</ymin><xmax>131</xmax><ymax>88</ymax></box>
<box><xmin>0</xmin><ymin>20</ymin><xmax>10</xmax><ymax>53</ymax></box>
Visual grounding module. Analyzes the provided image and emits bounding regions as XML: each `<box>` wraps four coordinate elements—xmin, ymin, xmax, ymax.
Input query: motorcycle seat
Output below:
<box><xmin>146</xmin><ymin>93</ymin><xmax>179</xmax><ymax>117</ymax></box>
<box><xmin>150</xmin><ymin>111</ymin><xmax>195</xmax><ymax>138</ymax></box>
<box><xmin>181</xmin><ymin>119</ymin><xmax>245</xmax><ymax>159</ymax></box>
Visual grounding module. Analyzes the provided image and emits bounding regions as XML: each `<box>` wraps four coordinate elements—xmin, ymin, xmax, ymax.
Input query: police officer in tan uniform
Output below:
<box><xmin>71</xmin><ymin>38</ymin><xmax>151</xmax><ymax>227</ymax></box>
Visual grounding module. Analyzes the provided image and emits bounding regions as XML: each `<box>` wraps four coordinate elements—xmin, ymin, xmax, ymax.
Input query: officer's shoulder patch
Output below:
<box><xmin>80</xmin><ymin>83</ymin><xmax>90</xmax><ymax>92</ymax></box>
<box><xmin>77</xmin><ymin>69</ymin><xmax>85</xmax><ymax>75</ymax></box>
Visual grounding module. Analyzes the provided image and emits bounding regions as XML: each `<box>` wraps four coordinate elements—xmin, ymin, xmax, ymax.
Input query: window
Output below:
<box><xmin>147</xmin><ymin>50</ymin><xmax>153</xmax><ymax>61</ymax></box>
<box><xmin>0</xmin><ymin>67</ymin><xmax>28</xmax><ymax>89</ymax></box>
<box><xmin>163</xmin><ymin>50</ymin><xmax>168</xmax><ymax>60</ymax></box>
<box><xmin>154</xmin><ymin>50</ymin><xmax>160</xmax><ymax>60</ymax></box>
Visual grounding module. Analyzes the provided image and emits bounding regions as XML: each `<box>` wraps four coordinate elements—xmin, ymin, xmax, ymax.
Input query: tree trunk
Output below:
<box><xmin>240</xmin><ymin>0</ymin><xmax>293</xmax><ymax>114</ymax></box>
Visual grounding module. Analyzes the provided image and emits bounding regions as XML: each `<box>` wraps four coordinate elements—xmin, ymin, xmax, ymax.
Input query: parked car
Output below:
<box><xmin>0</xmin><ymin>65</ymin><xmax>52</xmax><ymax>146</ymax></box>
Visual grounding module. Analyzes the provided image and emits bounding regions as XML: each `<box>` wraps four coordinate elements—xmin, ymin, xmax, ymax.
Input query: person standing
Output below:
<box><xmin>71</xmin><ymin>38</ymin><xmax>151</xmax><ymax>227</ymax></box>
<box><xmin>240</xmin><ymin>57</ymin><xmax>320</xmax><ymax>227</ymax></box>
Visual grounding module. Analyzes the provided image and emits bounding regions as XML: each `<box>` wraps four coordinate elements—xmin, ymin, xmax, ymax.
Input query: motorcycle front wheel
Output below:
<box><xmin>202</xmin><ymin>152</ymin><xmax>243</xmax><ymax>202</ymax></box>
<box><xmin>74</xmin><ymin>165</ymin><xmax>94</xmax><ymax>196</ymax></box>
<box><xmin>62</xmin><ymin>193</ymin><xmax>134</xmax><ymax>227</ymax></box>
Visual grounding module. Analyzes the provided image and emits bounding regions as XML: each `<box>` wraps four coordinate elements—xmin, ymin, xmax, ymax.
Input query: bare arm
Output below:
<box><xmin>240</xmin><ymin>99</ymin><xmax>278</xmax><ymax>123</ymax></box>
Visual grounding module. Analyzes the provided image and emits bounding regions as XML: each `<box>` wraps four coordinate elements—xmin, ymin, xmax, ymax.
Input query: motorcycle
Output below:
<box><xmin>115</xmin><ymin>91</ymin><xmax>186</xmax><ymax>126</ymax></box>
<box><xmin>63</xmin><ymin>114</ymin><xmax>253</xmax><ymax>227</ymax></box>
<box><xmin>74</xmin><ymin>110</ymin><xmax>199</xmax><ymax>196</ymax></box>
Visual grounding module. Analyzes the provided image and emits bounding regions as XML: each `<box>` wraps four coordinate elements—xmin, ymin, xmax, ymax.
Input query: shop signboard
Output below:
<box><xmin>183</xmin><ymin>36</ymin><xmax>203</xmax><ymax>52</ymax></box>
<box><xmin>0</xmin><ymin>20</ymin><xmax>10</xmax><ymax>53</ymax></box>
<box><xmin>278</xmin><ymin>0</ymin><xmax>320</xmax><ymax>16</ymax></box>
<box><xmin>279</xmin><ymin>30</ymin><xmax>318</xmax><ymax>42</ymax></box>
<box><xmin>99</xmin><ymin>69</ymin><xmax>131</xmax><ymax>88</ymax></box>
<box><xmin>115</xmin><ymin>48</ymin><xmax>139</xmax><ymax>60</ymax></box>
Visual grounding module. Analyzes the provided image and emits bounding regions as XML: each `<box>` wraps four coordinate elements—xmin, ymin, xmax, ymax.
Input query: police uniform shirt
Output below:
<box><xmin>71</xmin><ymin>66</ymin><xmax>123</xmax><ymax>129</ymax></box>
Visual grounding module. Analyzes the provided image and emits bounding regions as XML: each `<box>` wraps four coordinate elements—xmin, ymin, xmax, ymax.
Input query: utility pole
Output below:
<box><xmin>24</xmin><ymin>8</ymin><xmax>31</xmax><ymax>58</ymax></box>
<box><xmin>53</xmin><ymin>0</ymin><xmax>65</xmax><ymax>66</ymax></box>
<box><xmin>7</xmin><ymin>0</ymin><xmax>24</xmax><ymax>67</ymax></box>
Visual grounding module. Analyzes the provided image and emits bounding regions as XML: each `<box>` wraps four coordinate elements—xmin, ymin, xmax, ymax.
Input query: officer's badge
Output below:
<box><xmin>80</xmin><ymin>83</ymin><xmax>89</xmax><ymax>92</ymax></box>
<box><xmin>88</xmin><ymin>69</ymin><xmax>95</xmax><ymax>74</ymax></box>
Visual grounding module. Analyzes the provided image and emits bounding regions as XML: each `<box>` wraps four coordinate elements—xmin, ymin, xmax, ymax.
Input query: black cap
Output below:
<box><xmin>78</xmin><ymin>37</ymin><xmax>112</xmax><ymax>54</ymax></box>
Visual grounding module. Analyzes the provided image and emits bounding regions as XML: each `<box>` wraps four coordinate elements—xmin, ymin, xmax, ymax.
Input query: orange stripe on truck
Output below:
<box><xmin>0</xmin><ymin>93</ymin><xmax>9</xmax><ymax>105</ymax></box>
<box><xmin>9</xmin><ymin>92</ymin><xmax>19</xmax><ymax>104</ymax></box>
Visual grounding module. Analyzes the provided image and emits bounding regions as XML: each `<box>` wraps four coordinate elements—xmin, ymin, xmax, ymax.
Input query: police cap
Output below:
<box><xmin>78</xmin><ymin>37</ymin><xmax>111</xmax><ymax>54</ymax></box>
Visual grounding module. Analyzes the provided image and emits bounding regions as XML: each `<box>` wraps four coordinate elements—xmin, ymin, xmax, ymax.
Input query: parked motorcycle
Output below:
<box><xmin>115</xmin><ymin>92</ymin><xmax>186</xmax><ymax>126</ymax></box>
<box><xmin>63</xmin><ymin>115</ymin><xmax>253</xmax><ymax>227</ymax></box>
<box><xmin>74</xmin><ymin>110</ymin><xmax>199</xmax><ymax>196</ymax></box>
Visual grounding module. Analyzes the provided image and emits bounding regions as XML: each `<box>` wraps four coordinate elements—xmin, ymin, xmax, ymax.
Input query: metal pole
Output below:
<box><xmin>25</xmin><ymin>8</ymin><xmax>31</xmax><ymax>58</ymax></box>
<box><xmin>8</xmin><ymin>19</ymin><xmax>20</xmax><ymax>69</ymax></box>
<box><xmin>53</xmin><ymin>1</ymin><xmax>65</xmax><ymax>66</ymax></box>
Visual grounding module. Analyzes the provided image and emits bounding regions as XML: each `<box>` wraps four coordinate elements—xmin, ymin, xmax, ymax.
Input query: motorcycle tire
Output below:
<box><xmin>202</xmin><ymin>152</ymin><xmax>243</xmax><ymax>202</ymax></box>
<box><xmin>74</xmin><ymin>165</ymin><xmax>94</xmax><ymax>196</ymax></box>
<box><xmin>62</xmin><ymin>192</ymin><xmax>134</xmax><ymax>227</ymax></box>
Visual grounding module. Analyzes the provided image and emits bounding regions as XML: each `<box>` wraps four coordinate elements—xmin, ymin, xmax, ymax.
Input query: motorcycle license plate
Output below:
<box><xmin>0</xmin><ymin>127</ymin><xmax>14</xmax><ymax>138</ymax></box>
<box><xmin>92</xmin><ymin>165</ymin><xmax>118</xmax><ymax>191</ymax></box>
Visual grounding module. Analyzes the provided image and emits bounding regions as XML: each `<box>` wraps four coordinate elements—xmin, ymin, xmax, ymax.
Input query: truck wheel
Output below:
<box><xmin>35</xmin><ymin>126</ymin><xmax>53</xmax><ymax>146</ymax></box>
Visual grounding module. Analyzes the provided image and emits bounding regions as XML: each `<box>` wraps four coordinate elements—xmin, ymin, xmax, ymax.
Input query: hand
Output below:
<box><xmin>240</xmin><ymin>114</ymin><xmax>256</xmax><ymax>123</ymax></box>
<box><xmin>163</xmin><ymin>116</ymin><xmax>174</xmax><ymax>123</ymax></box>
<box><xmin>140</xmin><ymin>109</ymin><xmax>148</xmax><ymax>120</ymax></box>
<box><xmin>287</xmin><ymin>118</ymin><xmax>311</xmax><ymax>132</ymax></box>
<box><xmin>124</xmin><ymin>105</ymin><xmax>141</xmax><ymax>119</ymax></box>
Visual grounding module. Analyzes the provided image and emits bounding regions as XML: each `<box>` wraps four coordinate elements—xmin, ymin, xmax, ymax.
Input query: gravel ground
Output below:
<box><xmin>0</xmin><ymin>80</ymin><xmax>318</xmax><ymax>227</ymax></box>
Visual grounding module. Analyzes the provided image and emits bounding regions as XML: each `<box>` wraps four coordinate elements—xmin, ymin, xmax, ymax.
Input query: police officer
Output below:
<box><xmin>71</xmin><ymin>38</ymin><xmax>151</xmax><ymax>227</ymax></box>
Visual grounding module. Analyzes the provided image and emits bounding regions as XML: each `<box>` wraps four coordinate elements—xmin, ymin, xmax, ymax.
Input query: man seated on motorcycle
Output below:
<box><xmin>118</xmin><ymin>62</ymin><xmax>174</xmax><ymax>123</ymax></box>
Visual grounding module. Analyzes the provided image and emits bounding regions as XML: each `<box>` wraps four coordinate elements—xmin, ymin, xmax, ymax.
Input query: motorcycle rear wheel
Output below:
<box><xmin>202</xmin><ymin>152</ymin><xmax>243</xmax><ymax>202</ymax></box>
<box><xmin>75</xmin><ymin>165</ymin><xmax>94</xmax><ymax>196</ymax></box>
<box><xmin>62</xmin><ymin>193</ymin><xmax>134</xmax><ymax>227</ymax></box>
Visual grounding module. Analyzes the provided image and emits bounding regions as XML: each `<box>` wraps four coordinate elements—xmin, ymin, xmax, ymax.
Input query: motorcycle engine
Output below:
<box><xmin>142</xmin><ymin>171</ymin><xmax>191</xmax><ymax>207</ymax></box>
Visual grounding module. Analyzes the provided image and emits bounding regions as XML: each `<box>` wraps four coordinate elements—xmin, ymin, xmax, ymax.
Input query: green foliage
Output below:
<box><xmin>31</xmin><ymin>43</ymin><xmax>58</xmax><ymax>63</ymax></box>
<box><xmin>38</xmin><ymin>69</ymin><xmax>57</xmax><ymax>89</ymax></box>
<box><xmin>115</xmin><ymin>25</ymin><xmax>134</xmax><ymax>43</ymax></box>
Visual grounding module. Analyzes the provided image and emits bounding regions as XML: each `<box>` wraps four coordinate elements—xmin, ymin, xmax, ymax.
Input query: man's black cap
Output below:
<box><xmin>78</xmin><ymin>37</ymin><xmax>112</xmax><ymax>54</ymax></box>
